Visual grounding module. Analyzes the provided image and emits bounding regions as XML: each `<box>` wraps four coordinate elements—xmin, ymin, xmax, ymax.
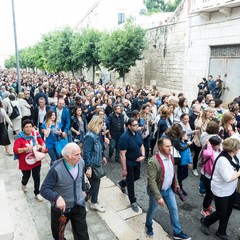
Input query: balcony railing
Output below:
<box><xmin>190</xmin><ymin>0</ymin><xmax>240</xmax><ymax>13</ymax></box>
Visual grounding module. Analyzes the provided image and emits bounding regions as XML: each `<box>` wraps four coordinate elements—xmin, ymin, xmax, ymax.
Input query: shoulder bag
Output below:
<box><xmin>32</xmin><ymin>131</ymin><xmax>47</xmax><ymax>161</ymax></box>
<box><xmin>9</xmin><ymin>102</ymin><xmax>20</xmax><ymax>120</ymax></box>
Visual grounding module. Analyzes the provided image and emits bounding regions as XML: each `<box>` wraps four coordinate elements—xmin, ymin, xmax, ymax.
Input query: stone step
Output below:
<box><xmin>7</xmin><ymin>190</ymin><xmax>40</xmax><ymax>240</ymax></box>
<box><xmin>0</xmin><ymin>179</ymin><xmax>14</xmax><ymax>240</ymax></box>
<box><xmin>97</xmin><ymin>177</ymin><xmax>170</xmax><ymax>240</ymax></box>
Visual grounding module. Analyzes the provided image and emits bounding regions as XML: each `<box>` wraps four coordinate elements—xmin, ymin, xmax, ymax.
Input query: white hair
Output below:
<box><xmin>61</xmin><ymin>142</ymin><xmax>79</xmax><ymax>158</ymax></box>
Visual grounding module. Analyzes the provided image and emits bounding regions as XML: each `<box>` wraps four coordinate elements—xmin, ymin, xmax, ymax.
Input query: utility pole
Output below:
<box><xmin>11</xmin><ymin>0</ymin><xmax>21</xmax><ymax>93</ymax></box>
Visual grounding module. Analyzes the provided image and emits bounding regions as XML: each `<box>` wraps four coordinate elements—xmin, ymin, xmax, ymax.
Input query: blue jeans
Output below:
<box><xmin>48</xmin><ymin>148</ymin><xmax>58</xmax><ymax>166</ymax></box>
<box><xmin>146</xmin><ymin>187</ymin><xmax>181</xmax><ymax>234</ymax></box>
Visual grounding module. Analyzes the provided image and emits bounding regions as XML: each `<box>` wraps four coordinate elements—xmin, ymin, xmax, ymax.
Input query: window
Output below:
<box><xmin>118</xmin><ymin>13</ymin><xmax>125</xmax><ymax>25</ymax></box>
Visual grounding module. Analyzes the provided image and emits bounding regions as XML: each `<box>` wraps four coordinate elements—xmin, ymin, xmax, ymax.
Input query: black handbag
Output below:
<box><xmin>92</xmin><ymin>165</ymin><xmax>106</xmax><ymax>180</ymax></box>
<box><xmin>9</xmin><ymin>102</ymin><xmax>20</xmax><ymax>119</ymax></box>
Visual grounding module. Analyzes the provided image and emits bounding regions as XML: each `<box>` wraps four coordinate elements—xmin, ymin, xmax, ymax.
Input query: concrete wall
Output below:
<box><xmin>183</xmin><ymin>6</ymin><xmax>240</xmax><ymax>102</ymax></box>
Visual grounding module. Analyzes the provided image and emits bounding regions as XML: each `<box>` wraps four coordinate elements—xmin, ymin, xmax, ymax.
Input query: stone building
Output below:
<box><xmin>126</xmin><ymin>0</ymin><xmax>240</xmax><ymax>103</ymax></box>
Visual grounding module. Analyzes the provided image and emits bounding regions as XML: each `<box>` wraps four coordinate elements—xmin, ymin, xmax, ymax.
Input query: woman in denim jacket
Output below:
<box><xmin>82</xmin><ymin>115</ymin><xmax>107</xmax><ymax>212</ymax></box>
<box><xmin>200</xmin><ymin>136</ymin><xmax>221</xmax><ymax>217</ymax></box>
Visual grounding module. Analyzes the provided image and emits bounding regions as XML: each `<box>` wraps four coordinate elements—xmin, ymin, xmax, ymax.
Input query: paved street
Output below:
<box><xmin>106</xmin><ymin>160</ymin><xmax>240</xmax><ymax>240</ymax></box>
<box><xmin>1</xmin><ymin>131</ymin><xmax>239</xmax><ymax>240</ymax></box>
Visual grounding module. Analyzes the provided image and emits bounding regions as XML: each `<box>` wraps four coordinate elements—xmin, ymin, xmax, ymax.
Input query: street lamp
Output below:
<box><xmin>11</xmin><ymin>0</ymin><xmax>21</xmax><ymax>93</ymax></box>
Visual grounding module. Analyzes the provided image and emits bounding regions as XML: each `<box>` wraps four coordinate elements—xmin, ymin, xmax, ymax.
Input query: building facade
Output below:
<box><xmin>127</xmin><ymin>0</ymin><xmax>240</xmax><ymax>103</ymax></box>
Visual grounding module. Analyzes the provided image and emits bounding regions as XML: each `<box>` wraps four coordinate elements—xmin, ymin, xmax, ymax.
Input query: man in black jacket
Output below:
<box><xmin>107</xmin><ymin>104</ymin><xmax>125</xmax><ymax>162</ymax></box>
<box><xmin>32</xmin><ymin>97</ymin><xmax>51</xmax><ymax>139</ymax></box>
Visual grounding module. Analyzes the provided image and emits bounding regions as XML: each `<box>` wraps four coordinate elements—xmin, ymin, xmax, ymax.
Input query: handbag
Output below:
<box><xmin>9</xmin><ymin>102</ymin><xmax>20</xmax><ymax>119</ymax></box>
<box><xmin>33</xmin><ymin>145</ymin><xmax>47</xmax><ymax>161</ymax></box>
<box><xmin>92</xmin><ymin>165</ymin><xmax>107</xmax><ymax>180</ymax></box>
<box><xmin>55</xmin><ymin>138</ymin><xmax>68</xmax><ymax>157</ymax></box>
<box><xmin>32</xmin><ymin>130</ymin><xmax>47</xmax><ymax>161</ymax></box>
<box><xmin>171</xmin><ymin>146</ymin><xmax>181</xmax><ymax>165</ymax></box>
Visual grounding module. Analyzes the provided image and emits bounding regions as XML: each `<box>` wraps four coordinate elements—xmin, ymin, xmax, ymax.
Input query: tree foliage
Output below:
<box><xmin>4</xmin><ymin>23</ymin><xmax>147</xmax><ymax>82</ymax></box>
<box><xmin>41</xmin><ymin>26</ymin><xmax>76</xmax><ymax>73</ymax></box>
<box><xmin>99</xmin><ymin>20</ymin><xmax>146</xmax><ymax>82</ymax></box>
<box><xmin>144</xmin><ymin>0</ymin><xmax>181</xmax><ymax>13</ymax></box>
<box><xmin>71</xmin><ymin>28</ymin><xmax>102</xmax><ymax>83</ymax></box>
<box><xmin>4</xmin><ymin>55</ymin><xmax>16</xmax><ymax>69</ymax></box>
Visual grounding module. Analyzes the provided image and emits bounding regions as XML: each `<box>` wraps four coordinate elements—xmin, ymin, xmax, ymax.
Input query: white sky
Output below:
<box><xmin>0</xmin><ymin>0</ymin><xmax>144</xmax><ymax>66</ymax></box>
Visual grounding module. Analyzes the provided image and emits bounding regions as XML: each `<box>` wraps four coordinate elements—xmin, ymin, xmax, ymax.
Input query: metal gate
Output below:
<box><xmin>209</xmin><ymin>45</ymin><xmax>240</xmax><ymax>104</ymax></box>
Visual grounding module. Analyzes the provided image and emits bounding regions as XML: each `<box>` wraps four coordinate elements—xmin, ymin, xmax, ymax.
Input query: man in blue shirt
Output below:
<box><xmin>118</xmin><ymin>118</ymin><xmax>145</xmax><ymax>212</ymax></box>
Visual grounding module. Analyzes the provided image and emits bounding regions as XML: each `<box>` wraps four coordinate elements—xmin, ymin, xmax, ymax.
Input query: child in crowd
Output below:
<box><xmin>177</xmin><ymin>131</ymin><xmax>192</xmax><ymax>196</ymax></box>
<box><xmin>200</xmin><ymin>135</ymin><xmax>222</xmax><ymax>217</ymax></box>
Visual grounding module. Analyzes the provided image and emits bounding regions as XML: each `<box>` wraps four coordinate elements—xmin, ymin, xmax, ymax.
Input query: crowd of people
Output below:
<box><xmin>0</xmin><ymin>69</ymin><xmax>240</xmax><ymax>240</ymax></box>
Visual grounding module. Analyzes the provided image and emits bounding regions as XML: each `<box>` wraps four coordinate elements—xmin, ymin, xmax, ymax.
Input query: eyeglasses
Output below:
<box><xmin>132</xmin><ymin>124</ymin><xmax>139</xmax><ymax>126</ymax></box>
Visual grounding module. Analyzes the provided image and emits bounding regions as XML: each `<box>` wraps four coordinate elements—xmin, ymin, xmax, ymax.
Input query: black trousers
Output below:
<box><xmin>51</xmin><ymin>205</ymin><xmax>89</xmax><ymax>240</ymax></box>
<box><xmin>204</xmin><ymin>192</ymin><xmax>235</xmax><ymax>235</ymax></box>
<box><xmin>177</xmin><ymin>165</ymin><xmax>188</xmax><ymax>188</ymax></box>
<box><xmin>201</xmin><ymin>174</ymin><xmax>214</xmax><ymax>209</ymax></box>
<box><xmin>192</xmin><ymin>143</ymin><xmax>201</xmax><ymax>169</ymax></box>
<box><xmin>21</xmin><ymin>164</ymin><xmax>41</xmax><ymax>195</ymax></box>
<box><xmin>88</xmin><ymin>177</ymin><xmax>101</xmax><ymax>204</ymax></box>
<box><xmin>119</xmin><ymin>164</ymin><xmax>140</xmax><ymax>204</ymax></box>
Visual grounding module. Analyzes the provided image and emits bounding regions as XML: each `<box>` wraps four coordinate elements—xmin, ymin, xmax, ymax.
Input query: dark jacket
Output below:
<box><xmin>32</xmin><ymin>105</ymin><xmax>51</xmax><ymax>127</ymax></box>
<box><xmin>108</xmin><ymin>112</ymin><xmax>125</xmax><ymax>139</ymax></box>
<box><xmin>52</xmin><ymin>106</ymin><xmax>71</xmax><ymax>133</ymax></box>
<box><xmin>71</xmin><ymin>115</ymin><xmax>88</xmax><ymax>140</ymax></box>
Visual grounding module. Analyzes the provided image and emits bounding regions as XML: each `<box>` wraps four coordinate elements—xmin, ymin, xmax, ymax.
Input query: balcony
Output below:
<box><xmin>190</xmin><ymin>0</ymin><xmax>240</xmax><ymax>15</ymax></box>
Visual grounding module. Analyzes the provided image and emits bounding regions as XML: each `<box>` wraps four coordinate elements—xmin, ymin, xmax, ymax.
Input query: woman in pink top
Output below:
<box><xmin>200</xmin><ymin>136</ymin><xmax>222</xmax><ymax>217</ymax></box>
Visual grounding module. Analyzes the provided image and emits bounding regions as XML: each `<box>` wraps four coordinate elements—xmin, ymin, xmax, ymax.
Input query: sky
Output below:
<box><xmin>0</xmin><ymin>0</ymin><xmax>144</xmax><ymax>67</ymax></box>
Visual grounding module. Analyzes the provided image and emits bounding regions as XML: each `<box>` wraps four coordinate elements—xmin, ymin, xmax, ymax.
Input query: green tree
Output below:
<box><xmin>74</xmin><ymin>28</ymin><xmax>102</xmax><ymax>84</ymax></box>
<box><xmin>4</xmin><ymin>55</ymin><xmax>16</xmax><ymax>69</ymax></box>
<box><xmin>99</xmin><ymin>20</ymin><xmax>146</xmax><ymax>82</ymax></box>
<box><xmin>70</xmin><ymin>31</ymin><xmax>87</xmax><ymax>77</ymax></box>
<box><xmin>41</xmin><ymin>26</ymin><xmax>76</xmax><ymax>75</ymax></box>
<box><xmin>144</xmin><ymin>0</ymin><xmax>181</xmax><ymax>13</ymax></box>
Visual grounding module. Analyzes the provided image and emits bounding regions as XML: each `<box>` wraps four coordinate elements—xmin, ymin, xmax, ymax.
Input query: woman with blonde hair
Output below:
<box><xmin>82</xmin><ymin>116</ymin><xmax>107</xmax><ymax>212</ymax></box>
<box><xmin>200</xmin><ymin>138</ymin><xmax>240</xmax><ymax>239</ymax></box>
<box><xmin>219</xmin><ymin>112</ymin><xmax>236</xmax><ymax>139</ymax></box>
<box><xmin>140</xmin><ymin>103</ymin><xmax>153</xmax><ymax>161</ymax></box>
<box><xmin>192</xmin><ymin>107</ymin><xmax>215</xmax><ymax>176</ymax></box>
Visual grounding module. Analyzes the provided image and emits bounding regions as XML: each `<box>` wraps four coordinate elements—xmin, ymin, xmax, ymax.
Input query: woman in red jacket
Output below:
<box><xmin>13</xmin><ymin>119</ymin><xmax>46</xmax><ymax>201</ymax></box>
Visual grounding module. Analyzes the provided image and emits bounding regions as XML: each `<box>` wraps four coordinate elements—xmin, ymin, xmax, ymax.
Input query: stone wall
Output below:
<box><xmin>126</xmin><ymin>0</ymin><xmax>188</xmax><ymax>94</ymax></box>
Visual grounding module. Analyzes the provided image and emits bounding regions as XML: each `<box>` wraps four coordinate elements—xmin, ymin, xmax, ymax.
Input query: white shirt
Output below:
<box><xmin>39</xmin><ymin>108</ymin><xmax>46</xmax><ymax>124</ymax></box>
<box><xmin>159</xmin><ymin>153</ymin><xmax>174</xmax><ymax>191</ymax></box>
<box><xmin>56</xmin><ymin>108</ymin><xmax>63</xmax><ymax>123</ymax></box>
<box><xmin>211</xmin><ymin>156</ymin><xmax>238</xmax><ymax>197</ymax></box>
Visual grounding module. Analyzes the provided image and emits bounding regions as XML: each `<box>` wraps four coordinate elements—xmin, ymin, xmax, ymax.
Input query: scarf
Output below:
<box><xmin>14</xmin><ymin>131</ymin><xmax>41</xmax><ymax>160</ymax></box>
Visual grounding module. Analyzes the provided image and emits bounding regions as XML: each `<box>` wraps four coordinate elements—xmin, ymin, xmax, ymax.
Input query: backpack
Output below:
<box><xmin>9</xmin><ymin>102</ymin><xmax>20</xmax><ymax>120</ymax></box>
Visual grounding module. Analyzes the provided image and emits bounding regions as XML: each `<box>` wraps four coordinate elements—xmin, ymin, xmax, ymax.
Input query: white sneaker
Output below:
<box><xmin>90</xmin><ymin>203</ymin><xmax>106</xmax><ymax>212</ymax></box>
<box><xmin>22</xmin><ymin>184</ymin><xmax>27</xmax><ymax>193</ymax></box>
<box><xmin>192</xmin><ymin>169</ymin><xmax>199</xmax><ymax>177</ymax></box>
<box><xmin>35</xmin><ymin>194</ymin><xmax>43</xmax><ymax>202</ymax></box>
